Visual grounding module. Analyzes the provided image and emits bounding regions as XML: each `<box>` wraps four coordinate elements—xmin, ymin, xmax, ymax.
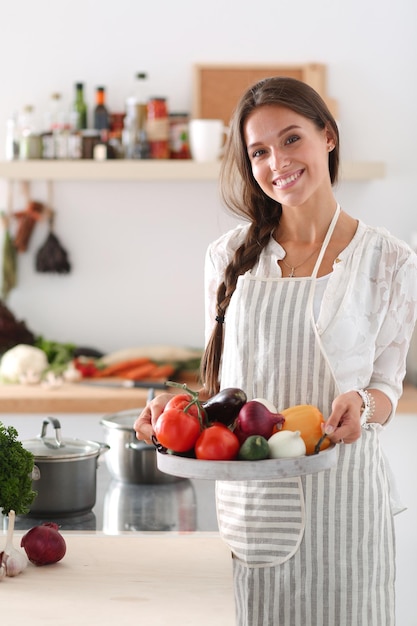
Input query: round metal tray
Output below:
<box><xmin>157</xmin><ymin>444</ymin><xmax>338</xmax><ymax>481</ymax></box>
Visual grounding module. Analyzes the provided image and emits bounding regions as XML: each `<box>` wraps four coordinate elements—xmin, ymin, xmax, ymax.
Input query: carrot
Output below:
<box><xmin>122</xmin><ymin>362</ymin><xmax>160</xmax><ymax>380</ymax></box>
<box><xmin>94</xmin><ymin>357</ymin><xmax>152</xmax><ymax>378</ymax></box>
<box><xmin>146</xmin><ymin>364</ymin><xmax>176</xmax><ymax>380</ymax></box>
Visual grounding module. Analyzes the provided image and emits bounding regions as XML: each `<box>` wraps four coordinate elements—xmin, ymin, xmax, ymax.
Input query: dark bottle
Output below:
<box><xmin>94</xmin><ymin>86</ymin><xmax>110</xmax><ymax>131</ymax></box>
<box><xmin>74</xmin><ymin>82</ymin><xmax>88</xmax><ymax>130</ymax></box>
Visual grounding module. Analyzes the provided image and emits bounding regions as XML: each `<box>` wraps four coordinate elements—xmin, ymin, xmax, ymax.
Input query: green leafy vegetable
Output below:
<box><xmin>0</xmin><ymin>423</ymin><xmax>36</xmax><ymax>516</ymax></box>
<box><xmin>34</xmin><ymin>336</ymin><xmax>76</xmax><ymax>373</ymax></box>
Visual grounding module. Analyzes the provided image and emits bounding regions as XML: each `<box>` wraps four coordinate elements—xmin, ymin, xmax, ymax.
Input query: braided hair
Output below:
<box><xmin>200</xmin><ymin>76</ymin><xmax>340</xmax><ymax>395</ymax></box>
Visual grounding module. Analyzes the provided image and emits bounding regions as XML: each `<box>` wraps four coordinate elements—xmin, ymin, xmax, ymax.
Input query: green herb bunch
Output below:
<box><xmin>0</xmin><ymin>422</ymin><xmax>36</xmax><ymax>515</ymax></box>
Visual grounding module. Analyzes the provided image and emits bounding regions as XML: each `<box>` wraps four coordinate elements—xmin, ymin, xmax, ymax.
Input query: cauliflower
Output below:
<box><xmin>0</xmin><ymin>344</ymin><xmax>48</xmax><ymax>383</ymax></box>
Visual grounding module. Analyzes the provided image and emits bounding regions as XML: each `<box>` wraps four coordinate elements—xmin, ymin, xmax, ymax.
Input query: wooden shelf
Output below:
<box><xmin>0</xmin><ymin>159</ymin><xmax>386</xmax><ymax>182</ymax></box>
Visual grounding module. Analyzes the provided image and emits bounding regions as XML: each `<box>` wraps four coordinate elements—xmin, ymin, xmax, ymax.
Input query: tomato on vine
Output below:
<box><xmin>165</xmin><ymin>393</ymin><xmax>201</xmax><ymax>419</ymax></box>
<box><xmin>154</xmin><ymin>408</ymin><xmax>201</xmax><ymax>453</ymax></box>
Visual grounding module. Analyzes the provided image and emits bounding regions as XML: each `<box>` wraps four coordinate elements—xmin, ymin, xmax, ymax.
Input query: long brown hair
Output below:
<box><xmin>200</xmin><ymin>76</ymin><xmax>340</xmax><ymax>395</ymax></box>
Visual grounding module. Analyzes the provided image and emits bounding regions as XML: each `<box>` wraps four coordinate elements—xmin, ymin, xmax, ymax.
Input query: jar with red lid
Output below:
<box><xmin>146</xmin><ymin>97</ymin><xmax>169</xmax><ymax>159</ymax></box>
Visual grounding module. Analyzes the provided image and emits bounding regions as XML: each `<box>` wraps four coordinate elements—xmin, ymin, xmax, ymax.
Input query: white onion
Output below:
<box><xmin>268</xmin><ymin>430</ymin><xmax>306</xmax><ymax>458</ymax></box>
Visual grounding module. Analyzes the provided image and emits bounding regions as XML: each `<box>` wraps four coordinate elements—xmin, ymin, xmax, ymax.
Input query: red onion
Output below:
<box><xmin>236</xmin><ymin>400</ymin><xmax>285</xmax><ymax>442</ymax></box>
<box><xmin>20</xmin><ymin>522</ymin><xmax>66</xmax><ymax>566</ymax></box>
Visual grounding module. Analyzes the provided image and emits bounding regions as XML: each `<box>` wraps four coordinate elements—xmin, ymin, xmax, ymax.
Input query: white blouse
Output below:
<box><xmin>204</xmin><ymin>219</ymin><xmax>417</xmax><ymax>415</ymax></box>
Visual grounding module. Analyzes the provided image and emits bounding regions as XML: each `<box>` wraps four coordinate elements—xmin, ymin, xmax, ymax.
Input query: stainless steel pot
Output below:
<box><xmin>102</xmin><ymin>479</ymin><xmax>197</xmax><ymax>533</ymax></box>
<box><xmin>23</xmin><ymin>417</ymin><xmax>109</xmax><ymax>515</ymax></box>
<box><xmin>100</xmin><ymin>409</ymin><xmax>179</xmax><ymax>484</ymax></box>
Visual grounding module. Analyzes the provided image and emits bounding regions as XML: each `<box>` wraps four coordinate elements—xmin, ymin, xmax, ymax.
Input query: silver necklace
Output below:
<box><xmin>281</xmin><ymin>244</ymin><xmax>323</xmax><ymax>278</ymax></box>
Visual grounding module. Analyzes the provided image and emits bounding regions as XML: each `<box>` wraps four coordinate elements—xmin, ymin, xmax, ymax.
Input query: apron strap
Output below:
<box><xmin>311</xmin><ymin>204</ymin><xmax>341</xmax><ymax>279</ymax></box>
<box><xmin>307</xmin><ymin>204</ymin><xmax>341</xmax><ymax>311</ymax></box>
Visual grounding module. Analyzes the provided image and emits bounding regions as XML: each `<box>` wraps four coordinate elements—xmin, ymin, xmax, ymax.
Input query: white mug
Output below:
<box><xmin>189</xmin><ymin>119</ymin><xmax>228</xmax><ymax>162</ymax></box>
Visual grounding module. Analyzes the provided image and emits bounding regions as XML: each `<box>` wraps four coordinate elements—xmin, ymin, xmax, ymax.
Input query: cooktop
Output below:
<box><xmin>15</xmin><ymin>461</ymin><xmax>218</xmax><ymax>534</ymax></box>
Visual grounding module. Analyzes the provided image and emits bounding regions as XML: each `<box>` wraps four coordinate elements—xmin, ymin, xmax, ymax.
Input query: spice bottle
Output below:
<box><xmin>67</xmin><ymin>110</ymin><xmax>82</xmax><ymax>159</ymax></box>
<box><xmin>73</xmin><ymin>82</ymin><xmax>88</xmax><ymax>130</ymax></box>
<box><xmin>146</xmin><ymin>97</ymin><xmax>169</xmax><ymax>159</ymax></box>
<box><xmin>19</xmin><ymin>105</ymin><xmax>42</xmax><ymax>160</ymax></box>
<box><xmin>123</xmin><ymin>72</ymin><xmax>149</xmax><ymax>159</ymax></box>
<box><xmin>5</xmin><ymin>112</ymin><xmax>19</xmax><ymax>160</ymax></box>
<box><xmin>135</xmin><ymin>72</ymin><xmax>148</xmax><ymax>132</ymax></box>
<box><xmin>41</xmin><ymin>94</ymin><xmax>58</xmax><ymax>159</ymax></box>
<box><xmin>94</xmin><ymin>86</ymin><xmax>110</xmax><ymax>131</ymax></box>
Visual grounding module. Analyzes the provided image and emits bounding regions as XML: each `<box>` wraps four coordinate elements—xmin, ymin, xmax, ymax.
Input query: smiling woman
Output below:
<box><xmin>135</xmin><ymin>76</ymin><xmax>417</xmax><ymax>626</ymax></box>
<box><xmin>244</xmin><ymin>106</ymin><xmax>335</xmax><ymax>210</ymax></box>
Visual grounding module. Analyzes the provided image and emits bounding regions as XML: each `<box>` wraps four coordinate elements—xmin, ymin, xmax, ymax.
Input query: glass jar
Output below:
<box><xmin>169</xmin><ymin>112</ymin><xmax>190</xmax><ymax>159</ymax></box>
<box><xmin>146</xmin><ymin>97</ymin><xmax>169</xmax><ymax>159</ymax></box>
<box><xmin>81</xmin><ymin>129</ymin><xmax>101</xmax><ymax>159</ymax></box>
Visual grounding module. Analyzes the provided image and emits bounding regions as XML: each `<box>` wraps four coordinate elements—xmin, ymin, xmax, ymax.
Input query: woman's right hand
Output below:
<box><xmin>133</xmin><ymin>393</ymin><xmax>174</xmax><ymax>445</ymax></box>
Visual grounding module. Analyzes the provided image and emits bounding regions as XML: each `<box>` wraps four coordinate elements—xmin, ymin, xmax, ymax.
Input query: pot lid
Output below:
<box><xmin>100</xmin><ymin>409</ymin><xmax>143</xmax><ymax>432</ymax></box>
<box><xmin>22</xmin><ymin>417</ymin><xmax>104</xmax><ymax>460</ymax></box>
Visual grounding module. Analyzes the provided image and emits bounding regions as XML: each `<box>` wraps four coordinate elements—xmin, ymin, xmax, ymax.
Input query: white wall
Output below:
<box><xmin>0</xmin><ymin>0</ymin><xmax>416</xmax><ymax>353</ymax></box>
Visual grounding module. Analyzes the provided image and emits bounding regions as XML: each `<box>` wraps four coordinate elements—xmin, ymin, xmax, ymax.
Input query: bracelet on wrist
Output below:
<box><xmin>354</xmin><ymin>389</ymin><xmax>375</xmax><ymax>428</ymax></box>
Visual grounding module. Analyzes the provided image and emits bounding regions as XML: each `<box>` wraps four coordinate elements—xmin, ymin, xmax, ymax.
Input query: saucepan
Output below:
<box><xmin>22</xmin><ymin>417</ymin><xmax>109</xmax><ymax>515</ymax></box>
<box><xmin>100</xmin><ymin>408</ymin><xmax>181</xmax><ymax>484</ymax></box>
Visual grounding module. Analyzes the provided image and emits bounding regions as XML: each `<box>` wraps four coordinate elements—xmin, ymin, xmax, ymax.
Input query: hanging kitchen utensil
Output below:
<box><xmin>1</xmin><ymin>182</ymin><xmax>17</xmax><ymax>300</ymax></box>
<box><xmin>0</xmin><ymin>215</ymin><xmax>17</xmax><ymax>300</ymax></box>
<box><xmin>35</xmin><ymin>182</ymin><xmax>71</xmax><ymax>274</ymax></box>
<box><xmin>13</xmin><ymin>182</ymin><xmax>44</xmax><ymax>253</ymax></box>
<box><xmin>0</xmin><ymin>299</ymin><xmax>35</xmax><ymax>352</ymax></box>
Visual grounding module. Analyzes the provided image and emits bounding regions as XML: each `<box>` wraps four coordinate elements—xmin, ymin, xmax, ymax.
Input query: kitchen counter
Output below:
<box><xmin>1</xmin><ymin>532</ymin><xmax>235</xmax><ymax>626</ymax></box>
<box><xmin>1</xmin><ymin>380</ymin><xmax>417</xmax><ymax>414</ymax></box>
<box><xmin>0</xmin><ymin>380</ymin><xmax>153</xmax><ymax>413</ymax></box>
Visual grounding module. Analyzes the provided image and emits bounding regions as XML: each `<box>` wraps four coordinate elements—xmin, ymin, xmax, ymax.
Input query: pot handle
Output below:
<box><xmin>40</xmin><ymin>416</ymin><xmax>64</xmax><ymax>448</ymax></box>
<box><xmin>126</xmin><ymin>441</ymin><xmax>154</xmax><ymax>451</ymax></box>
<box><xmin>98</xmin><ymin>442</ymin><xmax>110</xmax><ymax>457</ymax></box>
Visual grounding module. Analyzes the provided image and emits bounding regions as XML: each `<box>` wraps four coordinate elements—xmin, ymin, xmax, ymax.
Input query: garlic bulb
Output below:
<box><xmin>0</xmin><ymin>510</ymin><xmax>28</xmax><ymax>577</ymax></box>
<box><xmin>63</xmin><ymin>363</ymin><xmax>82</xmax><ymax>383</ymax></box>
<box><xmin>41</xmin><ymin>371</ymin><xmax>63</xmax><ymax>389</ymax></box>
<box><xmin>268</xmin><ymin>430</ymin><xmax>306</xmax><ymax>458</ymax></box>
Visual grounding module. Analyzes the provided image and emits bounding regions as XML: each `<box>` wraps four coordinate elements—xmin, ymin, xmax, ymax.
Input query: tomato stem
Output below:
<box><xmin>166</xmin><ymin>381</ymin><xmax>206</xmax><ymax>429</ymax></box>
<box><xmin>166</xmin><ymin>381</ymin><xmax>198</xmax><ymax>397</ymax></box>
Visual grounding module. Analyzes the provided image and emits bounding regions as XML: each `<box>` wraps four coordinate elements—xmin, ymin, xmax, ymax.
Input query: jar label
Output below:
<box><xmin>146</xmin><ymin>118</ymin><xmax>169</xmax><ymax>141</ymax></box>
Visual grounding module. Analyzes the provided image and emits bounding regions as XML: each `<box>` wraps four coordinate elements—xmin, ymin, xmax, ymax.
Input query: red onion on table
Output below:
<box><xmin>20</xmin><ymin>522</ymin><xmax>66</xmax><ymax>565</ymax></box>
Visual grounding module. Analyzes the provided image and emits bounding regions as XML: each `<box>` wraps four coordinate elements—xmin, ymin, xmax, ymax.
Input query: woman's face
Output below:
<box><xmin>244</xmin><ymin>104</ymin><xmax>335</xmax><ymax>209</ymax></box>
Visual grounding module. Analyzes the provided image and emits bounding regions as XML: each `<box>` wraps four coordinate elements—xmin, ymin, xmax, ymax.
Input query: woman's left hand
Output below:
<box><xmin>323</xmin><ymin>391</ymin><xmax>363</xmax><ymax>444</ymax></box>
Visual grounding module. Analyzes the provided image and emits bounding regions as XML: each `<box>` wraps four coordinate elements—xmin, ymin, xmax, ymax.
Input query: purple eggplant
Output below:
<box><xmin>202</xmin><ymin>387</ymin><xmax>247</xmax><ymax>426</ymax></box>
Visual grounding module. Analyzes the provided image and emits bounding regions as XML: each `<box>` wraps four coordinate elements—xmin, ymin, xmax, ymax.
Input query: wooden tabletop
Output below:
<box><xmin>0</xmin><ymin>380</ymin><xmax>416</xmax><ymax>414</ymax></box>
<box><xmin>2</xmin><ymin>532</ymin><xmax>235</xmax><ymax>626</ymax></box>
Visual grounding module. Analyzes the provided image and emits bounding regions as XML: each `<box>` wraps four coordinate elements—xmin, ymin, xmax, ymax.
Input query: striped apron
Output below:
<box><xmin>216</xmin><ymin>208</ymin><xmax>395</xmax><ymax>625</ymax></box>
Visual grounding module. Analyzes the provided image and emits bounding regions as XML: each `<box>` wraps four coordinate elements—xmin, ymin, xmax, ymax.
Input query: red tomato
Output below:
<box><xmin>154</xmin><ymin>408</ymin><xmax>201</xmax><ymax>452</ymax></box>
<box><xmin>73</xmin><ymin>358</ymin><xmax>99</xmax><ymax>378</ymax></box>
<box><xmin>165</xmin><ymin>393</ymin><xmax>200</xmax><ymax>419</ymax></box>
<box><xmin>195</xmin><ymin>423</ymin><xmax>240</xmax><ymax>460</ymax></box>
